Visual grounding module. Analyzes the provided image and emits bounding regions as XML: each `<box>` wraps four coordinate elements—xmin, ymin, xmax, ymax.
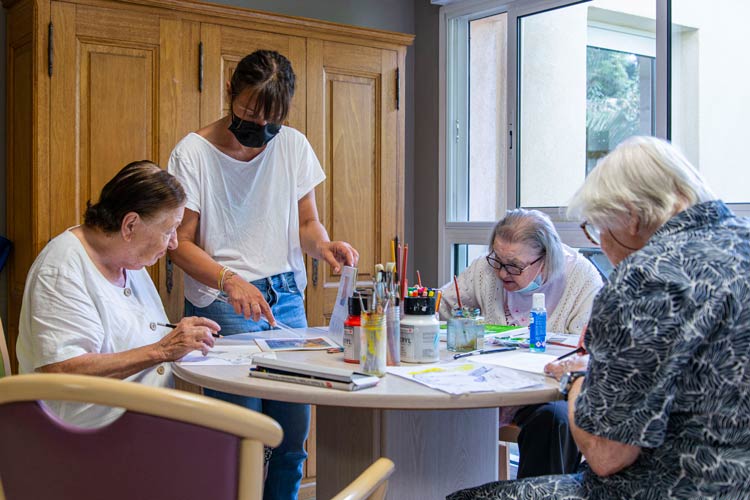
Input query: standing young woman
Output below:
<box><xmin>168</xmin><ymin>50</ymin><xmax>358</xmax><ymax>499</ymax></box>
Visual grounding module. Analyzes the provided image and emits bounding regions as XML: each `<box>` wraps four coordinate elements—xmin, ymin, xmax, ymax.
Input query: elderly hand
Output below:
<box><xmin>222</xmin><ymin>276</ymin><xmax>276</xmax><ymax>327</ymax></box>
<box><xmin>157</xmin><ymin>316</ymin><xmax>221</xmax><ymax>360</ymax></box>
<box><xmin>544</xmin><ymin>354</ymin><xmax>590</xmax><ymax>381</ymax></box>
<box><xmin>318</xmin><ymin>241</ymin><xmax>359</xmax><ymax>273</ymax></box>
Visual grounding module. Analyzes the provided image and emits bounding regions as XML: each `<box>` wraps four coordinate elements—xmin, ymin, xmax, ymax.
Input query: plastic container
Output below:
<box><xmin>529</xmin><ymin>293</ymin><xmax>547</xmax><ymax>352</ymax></box>
<box><xmin>360</xmin><ymin>311</ymin><xmax>387</xmax><ymax>376</ymax></box>
<box><xmin>386</xmin><ymin>301</ymin><xmax>401</xmax><ymax>366</ymax></box>
<box><xmin>343</xmin><ymin>295</ymin><xmax>367</xmax><ymax>364</ymax></box>
<box><xmin>400</xmin><ymin>296</ymin><xmax>440</xmax><ymax>363</ymax></box>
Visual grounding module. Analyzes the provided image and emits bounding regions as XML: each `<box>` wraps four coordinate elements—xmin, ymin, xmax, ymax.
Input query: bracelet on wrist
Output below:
<box><xmin>218</xmin><ymin>267</ymin><xmax>236</xmax><ymax>293</ymax></box>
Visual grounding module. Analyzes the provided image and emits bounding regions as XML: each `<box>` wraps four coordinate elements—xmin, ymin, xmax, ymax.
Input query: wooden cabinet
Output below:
<box><xmin>4</xmin><ymin>0</ymin><xmax>411</xmax><ymax>374</ymax></box>
<box><xmin>4</xmin><ymin>0</ymin><xmax>411</xmax><ymax>491</ymax></box>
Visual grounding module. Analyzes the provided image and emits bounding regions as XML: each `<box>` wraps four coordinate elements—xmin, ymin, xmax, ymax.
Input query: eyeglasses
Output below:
<box><xmin>581</xmin><ymin>221</ymin><xmax>640</xmax><ymax>251</ymax></box>
<box><xmin>580</xmin><ymin>221</ymin><xmax>601</xmax><ymax>246</ymax></box>
<box><xmin>486</xmin><ymin>253</ymin><xmax>544</xmax><ymax>275</ymax></box>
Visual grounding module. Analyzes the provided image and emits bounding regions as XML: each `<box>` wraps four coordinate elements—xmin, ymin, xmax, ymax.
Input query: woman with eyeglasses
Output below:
<box><xmin>448</xmin><ymin>137</ymin><xmax>750</xmax><ymax>499</ymax></box>
<box><xmin>439</xmin><ymin>208</ymin><xmax>603</xmax><ymax>479</ymax></box>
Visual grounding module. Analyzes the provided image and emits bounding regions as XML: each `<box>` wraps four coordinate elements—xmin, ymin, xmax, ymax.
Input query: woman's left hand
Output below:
<box><xmin>318</xmin><ymin>241</ymin><xmax>359</xmax><ymax>273</ymax></box>
<box><xmin>544</xmin><ymin>354</ymin><xmax>590</xmax><ymax>381</ymax></box>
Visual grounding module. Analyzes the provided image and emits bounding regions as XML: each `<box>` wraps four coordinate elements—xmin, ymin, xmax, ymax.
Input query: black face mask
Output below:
<box><xmin>228</xmin><ymin>113</ymin><xmax>281</xmax><ymax>148</ymax></box>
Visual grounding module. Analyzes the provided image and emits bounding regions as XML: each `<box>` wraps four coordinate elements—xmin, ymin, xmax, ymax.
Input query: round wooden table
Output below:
<box><xmin>173</xmin><ymin>329</ymin><xmax>563</xmax><ymax>499</ymax></box>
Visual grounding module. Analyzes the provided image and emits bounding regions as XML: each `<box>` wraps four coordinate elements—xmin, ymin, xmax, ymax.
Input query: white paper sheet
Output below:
<box><xmin>386</xmin><ymin>361</ymin><xmax>544</xmax><ymax>395</ymax></box>
<box><xmin>468</xmin><ymin>351</ymin><xmax>558</xmax><ymax>375</ymax></box>
<box><xmin>178</xmin><ymin>344</ymin><xmax>271</xmax><ymax>366</ymax></box>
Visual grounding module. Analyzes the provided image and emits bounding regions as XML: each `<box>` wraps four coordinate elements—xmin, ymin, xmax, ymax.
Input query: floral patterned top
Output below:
<box><xmin>448</xmin><ymin>200</ymin><xmax>750</xmax><ymax>500</ymax></box>
<box><xmin>576</xmin><ymin>200</ymin><xmax>750</xmax><ymax>499</ymax></box>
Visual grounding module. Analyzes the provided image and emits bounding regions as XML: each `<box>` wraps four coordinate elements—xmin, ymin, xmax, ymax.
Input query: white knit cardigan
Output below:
<box><xmin>439</xmin><ymin>245</ymin><xmax>603</xmax><ymax>334</ymax></box>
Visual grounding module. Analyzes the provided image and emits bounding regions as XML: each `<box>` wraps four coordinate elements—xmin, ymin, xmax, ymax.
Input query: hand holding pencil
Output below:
<box><xmin>543</xmin><ymin>346</ymin><xmax>589</xmax><ymax>381</ymax></box>
<box><xmin>153</xmin><ymin>316</ymin><xmax>222</xmax><ymax>359</ymax></box>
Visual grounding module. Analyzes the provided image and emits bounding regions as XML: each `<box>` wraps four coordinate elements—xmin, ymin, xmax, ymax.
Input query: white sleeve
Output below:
<box><xmin>294</xmin><ymin>132</ymin><xmax>326</xmax><ymax>200</ymax></box>
<box><xmin>168</xmin><ymin>141</ymin><xmax>202</xmax><ymax>213</ymax></box>
<box><xmin>438</xmin><ymin>257</ymin><xmax>484</xmax><ymax>319</ymax></box>
<box><xmin>563</xmin><ymin>258</ymin><xmax>604</xmax><ymax>334</ymax></box>
<box><xmin>28</xmin><ymin>270</ymin><xmax>107</xmax><ymax>369</ymax></box>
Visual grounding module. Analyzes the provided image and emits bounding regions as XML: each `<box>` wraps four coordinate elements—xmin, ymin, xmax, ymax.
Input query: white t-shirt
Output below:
<box><xmin>17</xmin><ymin>230</ymin><xmax>172</xmax><ymax>428</ymax></box>
<box><xmin>168</xmin><ymin>127</ymin><xmax>326</xmax><ymax>307</ymax></box>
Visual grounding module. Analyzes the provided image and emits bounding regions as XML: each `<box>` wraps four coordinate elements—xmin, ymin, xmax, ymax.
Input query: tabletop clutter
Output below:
<box><xmin>245</xmin><ymin>236</ymin><xmax>553</xmax><ymax>392</ymax></box>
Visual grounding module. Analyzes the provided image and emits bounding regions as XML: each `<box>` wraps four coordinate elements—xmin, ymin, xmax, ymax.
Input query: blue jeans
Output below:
<box><xmin>185</xmin><ymin>272</ymin><xmax>309</xmax><ymax>500</ymax></box>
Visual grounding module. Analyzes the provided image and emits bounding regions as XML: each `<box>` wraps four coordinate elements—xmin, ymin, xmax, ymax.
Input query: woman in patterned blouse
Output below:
<box><xmin>448</xmin><ymin>136</ymin><xmax>750</xmax><ymax>499</ymax></box>
<box><xmin>440</xmin><ymin>208</ymin><xmax>603</xmax><ymax>478</ymax></box>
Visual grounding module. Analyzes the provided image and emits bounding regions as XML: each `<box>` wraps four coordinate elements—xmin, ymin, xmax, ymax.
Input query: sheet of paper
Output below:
<box><xmin>327</xmin><ymin>265</ymin><xmax>358</xmax><ymax>344</ymax></box>
<box><xmin>546</xmin><ymin>333</ymin><xmax>581</xmax><ymax>348</ymax></box>
<box><xmin>178</xmin><ymin>344</ymin><xmax>271</xmax><ymax>366</ymax></box>
<box><xmin>386</xmin><ymin>361</ymin><xmax>544</xmax><ymax>395</ymax></box>
<box><xmin>469</xmin><ymin>351</ymin><xmax>558</xmax><ymax>375</ymax></box>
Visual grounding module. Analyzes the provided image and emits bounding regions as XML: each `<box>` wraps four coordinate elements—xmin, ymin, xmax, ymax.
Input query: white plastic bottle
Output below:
<box><xmin>529</xmin><ymin>293</ymin><xmax>547</xmax><ymax>352</ymax></box>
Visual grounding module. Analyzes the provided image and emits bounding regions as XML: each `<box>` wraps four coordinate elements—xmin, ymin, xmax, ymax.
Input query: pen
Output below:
<box><xmin>156</xmin><ymin>322</ymin><xmax>222</xmax><ymax>339</ymax></box>
<box><xmin>554</xmin><ymin>346</ymin><xmax>585</xmax><ymax>361</ymax></box>
<box><xmin>453</xmin><ymin>346</ymin><xmax>517</xmax><ymax>359</ymax></box>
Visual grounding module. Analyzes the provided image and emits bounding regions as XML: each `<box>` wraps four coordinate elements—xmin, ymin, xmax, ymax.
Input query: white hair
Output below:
<box><xmin>490</xmin><ymin>208</ymin><xmax>565</xmax><ymax>283</ymax></box>
<box><xmin>567</xmin><ymin>136</ymin><xmax>716</xmax><ymax>230</ymax></box>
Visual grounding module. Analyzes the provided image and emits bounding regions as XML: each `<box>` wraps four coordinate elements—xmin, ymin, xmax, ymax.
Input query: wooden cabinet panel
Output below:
<box><xmin>305</xmin><ymin>39</ymin><xmax>403</xmax><ymax>326</ymax></box>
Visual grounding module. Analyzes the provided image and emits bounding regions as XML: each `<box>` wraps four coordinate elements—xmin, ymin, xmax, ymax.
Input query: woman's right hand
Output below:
<box><xmin>223</xmin><ymin>275</ymin><xmax>277</xmax><ymax>326</ymax></box>
<box><xmin>156</xmin><ymin>316</ymin><xmax>221</xmax><ymax>360</ymax></box>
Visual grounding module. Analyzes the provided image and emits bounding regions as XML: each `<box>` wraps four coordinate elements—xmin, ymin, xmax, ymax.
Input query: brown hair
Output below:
<box><xmin>230</xmin><ymin>50</ymin><xmax>295</xmax><ymax>124</ymax></box>
<box><xmin>84</xmin><ymin>160</ymin><xmax>186</xmax><ymax>233</ymax></box>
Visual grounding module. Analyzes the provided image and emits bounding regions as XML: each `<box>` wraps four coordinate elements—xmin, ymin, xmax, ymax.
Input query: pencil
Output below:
<box><xmin>453</xmin><ymin>275</ymin><xmax>463</xmax><ymax>309</ymax></box>
<box><xmin>554</xmin><ymin>346</ymin><xmax>585</xmax><ymax>361</ymax></box>
<box><xmin>157</xmin><ymin>322</ymin><xmax>221</xmax><ymax>339</ymax></box>
<box><xmin>400</xmin><ymin>244</ymin><xmax>409</xmax><ymax>301</ymax></box>
<box><xmin>435</xmin><ymin>290</ymin><xmax>442</xmax><ymax>312</ymax></box>
<box><xmin>417</xmin><ymin>270</ymin><xmax>422</xmax><ymax>288</ymax></box>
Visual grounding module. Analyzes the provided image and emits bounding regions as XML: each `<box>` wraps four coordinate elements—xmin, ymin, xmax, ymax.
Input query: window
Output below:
<box><xmin>440</xmin><ymin>0</ymin><xmax>750</xmax><ymax>284</ymax></box>
<box><xmin>441</xmin><ymin>4</ymin><xmax>510</xmax><ymax>283</ymax></box>
<box><xmin>516</xmin><ymin>1</ymin><xmax>656</xmax><ymax>209</ymax></box>
<box><xmin>586</xmin><ymin>46</ymin><xmax>654</xmax><ymax>175</ymax></box>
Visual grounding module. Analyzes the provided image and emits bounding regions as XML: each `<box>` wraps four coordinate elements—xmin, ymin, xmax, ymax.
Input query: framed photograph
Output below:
<box><xmin>255</xmin><ymin>336</ymin><xmax>340</xmax><ymax>352</ymax></box>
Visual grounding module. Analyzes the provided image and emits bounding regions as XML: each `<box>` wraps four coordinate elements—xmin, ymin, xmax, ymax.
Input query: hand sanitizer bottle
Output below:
<box><xmin>529</xmin><ymin>293</ymin><xmax>547</xmax><ymax>353</ymax></box>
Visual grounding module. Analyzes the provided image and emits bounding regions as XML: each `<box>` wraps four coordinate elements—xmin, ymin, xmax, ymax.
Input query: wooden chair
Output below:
<box><xmin>498</xmin><ymin>424</ymin><xmax>521</xmax><ymax>480</ymax></box>
<box><xmin>331</xmin><ymin>458</ymin><xmax>395</xmax><ymax>500</ymax></box>
<box><xmin>0</xmin><ymin>320</ymin><xmax>10</xmax><ymax>377</ymax></box>
<box><xmin>0</xmin><ymin>373</ymin><xmax>283</xmax><ymax>500</ymax></box>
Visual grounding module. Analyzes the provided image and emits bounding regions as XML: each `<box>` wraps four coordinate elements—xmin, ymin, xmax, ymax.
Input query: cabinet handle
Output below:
<box><xmin>198</xmin><ymin>42</ymin><xmax>204</xmax><ymax>92</ymax></box>
<box><xmin>48</xmin><ymin>23</ymin><xmax>53</xmax><ymax>77</ymax></box>
<box><xmin>312</xmin><ymin>258</ymin><xmax>319</xmax><ymax>287</ymax></box>
<box><xmin>509</xmin><ymin>129</ymin><xmax>513</xmax><ymax>150</ymax></box>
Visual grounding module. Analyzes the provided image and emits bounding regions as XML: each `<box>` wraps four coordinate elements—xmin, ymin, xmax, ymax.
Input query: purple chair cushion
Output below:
<box><xmin>0</xmin><ymin>401</ymin><xmax>242</xmax><ymax>500</ymax></box>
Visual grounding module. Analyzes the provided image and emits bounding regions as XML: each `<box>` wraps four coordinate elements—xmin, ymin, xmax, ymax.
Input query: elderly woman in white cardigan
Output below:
<box><xmin>440</xmin><ymin>208</ymin><xmax>603</xmax><ymax>478</ymax></box>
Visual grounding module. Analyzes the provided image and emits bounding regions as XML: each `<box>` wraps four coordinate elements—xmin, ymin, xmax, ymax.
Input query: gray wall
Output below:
<box><xmin>0</xmin><ymin>0</ymin><xmax>444</xmax><ymax>329</ymax></box>
<box><xmin>413</xmin><ymin>0</ymin><xmax>441</xmax><ymax>287</ymax></box>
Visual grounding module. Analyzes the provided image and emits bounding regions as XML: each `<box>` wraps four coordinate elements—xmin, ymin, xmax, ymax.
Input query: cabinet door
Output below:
<box><xmin>199</xmin><ymin>24</ymin><xmax>306</xmax><ymax>131</ymax></box>
<box><xmin>305</xmin><ymin>40</ymin><xmax>403</xmax><ymax>326</ymax></box>
<box><xmin>49</xmin><ymin>2</ymin><xmax>200</xmax><ymax>320</ymax></box>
